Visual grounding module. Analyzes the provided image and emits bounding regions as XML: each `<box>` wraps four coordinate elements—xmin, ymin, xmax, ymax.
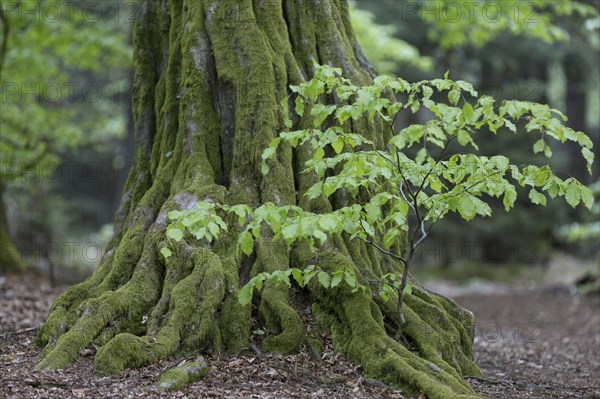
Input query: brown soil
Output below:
<box><xmin>1</xmin><ymin>273</ymin><xmax>598</xmax><ymax>399</ymax></box>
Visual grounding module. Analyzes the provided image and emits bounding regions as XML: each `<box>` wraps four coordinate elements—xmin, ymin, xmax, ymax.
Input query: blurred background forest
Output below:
<box><xmin>1</xmin><ymin>0</ymin><xmax>599</xmax><ymax>288</ymax></box>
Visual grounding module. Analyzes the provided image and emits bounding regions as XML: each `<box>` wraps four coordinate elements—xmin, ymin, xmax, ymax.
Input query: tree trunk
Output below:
<box><xmin>564</xmin><ymin>49</ymin><xmax>589</xmax><ymax>180</ymax></box>
<box><xmin>0</xmin><ymin>183</ymin><xmax>25</xmax><ymax>272</ymax></box>
<box><xmin>36</xmin><ymin>1</ymin><xmax>481</xmax><ymax>397</ymax></box>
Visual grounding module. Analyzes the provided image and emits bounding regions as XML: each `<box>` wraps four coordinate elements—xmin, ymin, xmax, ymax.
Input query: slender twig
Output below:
<box><xmin>356</xmin><ymin>233</ymin><xmax>407</xmax><ymax>265</ymax></box>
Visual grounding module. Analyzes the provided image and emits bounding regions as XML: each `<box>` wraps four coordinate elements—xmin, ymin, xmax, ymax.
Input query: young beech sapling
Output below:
<box><xmin>162</xmin><ymin>63</ymin><xmax>594</xmax><ymax>340</ymax></box>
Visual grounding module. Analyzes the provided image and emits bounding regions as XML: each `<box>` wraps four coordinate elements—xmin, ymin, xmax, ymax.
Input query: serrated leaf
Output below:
<box><xmin>313</xmin><ymin>229</ymin><xmax>327</xmax><ymax>244</ymax></box>
<box><xmin>318</xmin><ymin>215</ymin><xmax>339</xmax><ymax>231</ymax></box>
<box><xmin>503</xmin><ymin>185</ymin><xmax>517</xmax><ymax>211</ymax></box>
<box><xmin>238</xmin><ymin>231</ymin><xmax>254</xmax><ymax>256</ymax></box>
<box><xmin>565</xmin><ymin>181</ymin><xmax>581</xmax><ymax>207</ymax></box>
<box><xmin>529</xmin><ymin>188</ymin><xmax>547</xmax><ymax>206</ymax></box>
<box><xmin>314</xmin><ymin>147</ymin><xmax>325</xmax><ymax>161</ymax></box>
<box><xmin>295</xmin><ymin>96</ymin><xmax>305</xmax><ymax>116</ymax></box>
<box><xmin>330</xmin><ymin>273</ymin><xmax>343</xmax><ymax>288</ymax></box>
<box><xmin>448</xmin><ymin>89</ymin><xmax>460</xmax><ymax>105</ymax></box>
<box><xmin>580</xmin><ymin>185</ymin><xmax>594</xmax><ymax>210</ymax></box>
<box><xmin>291</xmin><ymin>269</ymin><xmax>304</xmax><ymax>287</ymax></box>
<box><xmin>383</xmin><ymin>228</ymin><xmax>400</xmax><ymax>249</ymax></box>
<box><xmin>160</xmin><ymin>247</ymin><xmax>172</xmax><ymax>259</ymax></box>
<box><xmin>261</xmin><ymin>162</ymin><xmax>270</xmax><ymax>175</ymax></box>
<box><xmin>282</xmin><ymin>224</ymin><xmax>299</xmax><ymax>241</ymax></box>
<box><xmin>167</xmin><ymin>228</ymin><xmax>184</xmax><ymax>242</ymax></box>
<box><xmin>343</xmin><ymin>271</ymin><xmax>357</xmax><ymax>288</ymax></box>
<box><xmin>167</xmin><ymin>210</ymin><xmax>183</xmax><ymax>220</ymax></box>
<box><xmin>462</xmin><ymin>103</ymin><xmax>474</xmax><ymax>121</ymax></box>
<box><xmin>261</xmin><ymin>146</ymin><xmax>276</xmax><ymax>161</ymax></box>
<box><xmin>457</xmin><ymin>195</ymin><xmax>476</xmax><ymax>220</ymax></box>
<box><xmin>332</xmin><ymin>138</ymin><xmax>344</xmax><ymax>154</ymax></box>
<box><xmin>317</xmin><ymin>271</ymin><xmax>331</xmax><ymax>288</ymax></box>
<box><xmin>305</xmin><ymin>182</ymin><xmax>324</xmax><ymax>199</ymax></box>
<box><xmin>533</xmin><ymin>139</ymin><xmax>545</xmax><ymax>154</ymax></box>
<box><xmin>238</xmin><ymin>283</ymin><xmax>253</xmax><ymax>306</ymax></box>
<box><xmin>582</xmin><ymin>147</ymin><xmax>595</xmax><ymax>174</ymax></box>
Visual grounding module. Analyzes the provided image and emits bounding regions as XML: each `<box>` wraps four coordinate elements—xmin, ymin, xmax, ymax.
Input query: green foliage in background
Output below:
<box><xmin>0</xmin><ymin>0</ymin><xmax>131</xmax><ymax>183</ymax></box>
<box><xmin>350</xmin><ymin>3</ymin><xmax>432</xmax><ymax>73</ymax></box>
<box><xmin>419</xmin><ymin>0</ymin><xmax>598</xmax><ymax>50</ymax></box>
<box><xmin>0</xmin><ymin>0</ymin><xmax>132</xmax><ymax>273</ymax></box>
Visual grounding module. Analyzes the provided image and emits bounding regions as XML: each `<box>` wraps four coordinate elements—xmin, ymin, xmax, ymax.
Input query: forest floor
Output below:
<box><xmin>1</xmin><ymin>272</ymin><xmax>598</xmax><ymax>399</ymax></box>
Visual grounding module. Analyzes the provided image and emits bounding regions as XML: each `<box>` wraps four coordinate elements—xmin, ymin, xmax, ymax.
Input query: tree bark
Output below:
<box><xmin>36</xmin><ymin>1</ymin><xmax>481</xmax><ymax>397</ymax></box>
<box><xmin>0</xmin><ymin>183</ymin><xmax>25</xmax><ymax>272</ymax></box>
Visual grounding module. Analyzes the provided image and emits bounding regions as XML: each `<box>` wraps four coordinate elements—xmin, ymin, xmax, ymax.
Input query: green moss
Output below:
<box><xmin>92</xmin><ymin>248</ymin><xmax>224</xmax><ymax>374</ymax></box>
<box><xmin>158</xmin><ymin>357</ymin><xmax>209</xmax><ymax>391</ymax></box>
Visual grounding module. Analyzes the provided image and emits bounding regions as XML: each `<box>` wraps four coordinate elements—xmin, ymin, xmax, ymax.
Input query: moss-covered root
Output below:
<box><xmin>315</xmin><ymin>252</ymin><xmax>482</xmax><ymax>399</ymax></box>
<box><xmin>255</xmin><ymin>239</ymin><xmax>305</xmax><ymax>353</ymax></box>
<box><xmin>158</xmin><ymin>356</ymin><xmax>209</xmax><ymax>391</ymax></box>
<box><xmin>93</xmin><ymin>248</ymin><xmax>225</xmax><ymax>375</ymax></box>
<box><xmin>36</xmin><ymin>239</ymin><xmax>163</xmax><ymax>371</ymax></box>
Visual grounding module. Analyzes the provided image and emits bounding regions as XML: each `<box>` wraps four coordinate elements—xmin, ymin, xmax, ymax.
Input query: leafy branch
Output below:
<box><xmin>162</xmin><ymin>62</ymin><xmax>595</xmax><ymax>342</ymax></box>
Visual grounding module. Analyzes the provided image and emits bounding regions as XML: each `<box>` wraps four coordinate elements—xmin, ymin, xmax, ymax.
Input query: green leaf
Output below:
<box><xmin>317</xmin><ymin>271</ymin><xmax>331</xmax><ymax>288</ymax></box>
<box><xmin>330</xmin><ymin>273</ymin><xmax>343</xmax><ymax>288</ymax></box>
<box><xmin>529</xmin><ymin>188</ymin><xmax>547</xmax><ymax>206</ymax></box>
<box><xmin>343</xmin><ymin>271</ymin><xmax>357</xmax><ymax>288</ymax></box>
<box><xmin>261</xmin><ymin>162</ymin><xmax>270</xmax><ymax>175</ymax></box>
<box><xmin>262</xmin><ymin>146</ymin><xmax>276</xmax><ymax>161</ymax></box>
<box><xmin>402</xmin><ymin>284</ymin><xmax>412</xmax><ymax>295</ymax></box>
<box><xmin>457</xmin><ymin>195</ymin><xmax>476</xmax><ymax>220</ymax></box>
<box><xmin>503</xmin><ymin>185</ymin><xmax>517</xmax><ymax>211</ymax></box>
<box><xmin>167</xmin><ymin>228</ymin><xmax>184</xmax><ymax>242</ymax></box>
<box><xmin>533</xmin><ymin>139</ymin><xmax>545</xmax><ymax>154</ymax></box>
<box><xmin>580</xmin><ymin>185</ymin><xmax>594</xmax><ymax>210</ymax></box>
<box><xmin>168</xmin><ymin>210</ymin><xmax>183</xmax><ymax>220</ymax></box>
<box><xmin>306</xmin><ymin>182</ymin><xmax>324</xmax><ymax>199</ymax></box>
<box><xmin>448</xmin><ymin>89</ymin><xmax>460</xmax><ymax>105</ymax></box>
<box><xmin>565</xmin><ymin>181</ymin><xmax>581</xmax><ymax>207</ymax></box>
<box><xmin>295</xmin><ymin>96</ymin><xmax>305</xmax><ymax>116</ymax></box>
<box><xmin>318</xmin><ymin>215</ymin><xmax>339</xmax><ymax>232</ymax></box>
<box><xmin>332</xmin><ymin>138</ymin><xmax>344</xmax><ymax>154</ymax></box>
<box><xmin>160</xmin><ymin>247</ymin><xmax>172</xmax><ymax>259</ymax></box>
<box><xmin>238</xmin><ymin>231</ymin><xmax>254</xmax><ymax>256</ymax></box>
<box><xmin>582</xmin><ymin>147</ymin><xmax>595</xmax><ymax>174</ymax></box>
<box><xmin>462</xmin><ymin>103</ymin><xmax>474</xmax><ymax>121</ymax></box>
<box><xmin>238</xmin><ymin>283</ymin><xmax>253</xmax><ymax>306</ymax></box>
<box><xmin>383</xmin><ymin>228</ymin><xmax>400</xmax><ymax>249</ymax></box>
<box><xmin>314</xmin><ymin>147</ymin><xmax>325</xmax><ymax>161</ymax></box>
<box><xmin>313</xmin><ymin>229</ymin><xmax>328</xmax><ymax>244</ymax></box>
<box><xmin>291</xmin><ymin>269</ymin><xmax>304</xmax><ymax>287</ymax></box>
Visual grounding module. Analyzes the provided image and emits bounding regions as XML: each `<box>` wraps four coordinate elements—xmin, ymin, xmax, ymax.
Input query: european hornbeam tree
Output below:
<box><xmin>34</xmin><ymin>1</ymin><xmax>593</xmax><ymax>398</ymax></box>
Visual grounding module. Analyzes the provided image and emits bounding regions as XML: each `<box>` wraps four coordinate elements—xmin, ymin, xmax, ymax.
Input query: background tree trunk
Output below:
<box><xmin>36</xmin><ymin>1</ymin><xmax>481</xmax><ymax>397</ymax></box>
<box><xmin>0</xmin><ymin>183</ymin><xmax>25</xmax><ymax>272</ymax></box>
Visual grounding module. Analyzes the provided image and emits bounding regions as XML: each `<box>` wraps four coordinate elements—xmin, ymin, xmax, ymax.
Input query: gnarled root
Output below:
<box><xmin>36</xmin><ymin>215</ymin><xmax>481</xmax><ymax>398</ymax></box>
<box><xmin>309</xmin><ymin>251</ymin><xmax>483</xmax><ymax>399</ymax></box>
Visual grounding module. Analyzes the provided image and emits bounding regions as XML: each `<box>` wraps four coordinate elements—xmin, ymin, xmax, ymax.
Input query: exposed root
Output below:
<box><xmin>255</xmin><ymin>239</ymin><xmax>305</xmax><ymax>353</ymax></box>
<box><xmin>310</xmin><ymin>251</ymin><xmax>482</xmax><ymax>399</ymax></box>
<box><xmin>158</xmin><ymin>356</ymin><xmax>209</xmax><ymax>391</ymax></box>
<box><xmin>36</xmin><ymin>235</ymin><xmax>163</xmax><ymax>372</ymax></box>
<box><xmin>94</xmin><ymin>247</ymin><xmax>224</xmax><ymax>374</ymax></box>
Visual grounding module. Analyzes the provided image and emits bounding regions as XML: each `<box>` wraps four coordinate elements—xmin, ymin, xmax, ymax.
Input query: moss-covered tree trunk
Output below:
<box><xmin>36</xmin><ymin>1</ymin><xmax>482</xmax><ymax>397</ymax></box>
